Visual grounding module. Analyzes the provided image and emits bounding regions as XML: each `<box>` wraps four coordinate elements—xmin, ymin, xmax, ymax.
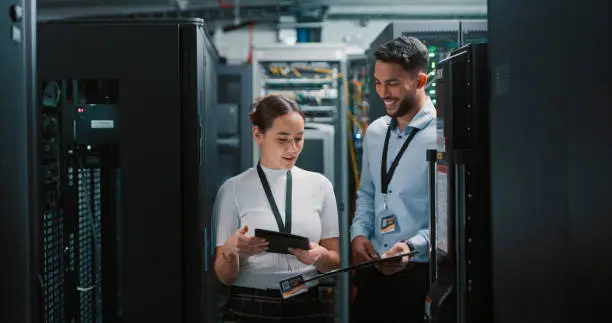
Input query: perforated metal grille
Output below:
<box><xmin>93</xmin><ymin>169</ymin><xmax>103</xmax><ymax>322</ymax></box>
<box><xmin>78</xmin><ymin>168</ymin><xmax>94</xmax><ymax>322</ymax></box>
<box><xmin>77</xmin><ymin>167</ymin><xmax>103</xmax><ymax>322</ymax></box>
<box><xmin>42</xmin><ymin>208</ymin><xmax>65</xmax><ymax>323</ymax></box>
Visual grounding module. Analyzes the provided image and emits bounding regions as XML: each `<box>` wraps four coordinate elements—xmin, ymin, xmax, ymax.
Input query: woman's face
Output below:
<box><xmin>254</xmin><ymin>111</ymin><xmax>305</xmax><ymax>170</ymax></box>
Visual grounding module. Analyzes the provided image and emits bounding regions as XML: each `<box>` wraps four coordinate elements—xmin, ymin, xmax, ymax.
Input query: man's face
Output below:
<box><xmin>253</xmin><ymin>112</ymin><xmax>305</xmax><ymax>170</ymax></box>
<box><xmin>374</xmin><ymin>61</ymin><xmax>423</xmax><ymax>118</ymax></box>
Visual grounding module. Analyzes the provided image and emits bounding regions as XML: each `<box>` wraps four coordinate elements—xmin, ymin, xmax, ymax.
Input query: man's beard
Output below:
<box><xmin>386</xmin><ymin>93</ymin><xmax>419</xmax><ymax>118</ymax></box>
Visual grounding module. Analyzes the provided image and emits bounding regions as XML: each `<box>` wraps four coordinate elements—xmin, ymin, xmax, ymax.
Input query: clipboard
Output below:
<box><xmin>278</xmin><ymin>251</ymin><xmax>418</xmax><ymax>299</ymax></box>
<box><xmin>305</xmin><ymin>250</ymin><xmax>418</xmax><ymax>283</ymax></box>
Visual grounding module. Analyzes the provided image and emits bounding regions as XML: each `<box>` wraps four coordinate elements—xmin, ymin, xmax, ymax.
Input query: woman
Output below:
<box><xmin>213</xmin><ymin>94</ymin><xmax>341</xmax><ymax>322</ymax></box>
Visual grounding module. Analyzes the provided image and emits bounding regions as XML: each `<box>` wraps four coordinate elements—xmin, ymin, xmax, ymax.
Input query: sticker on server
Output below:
<box><xmin>91</xmin><ymin>120</ymin><xmax>115</xmax><ymax>129</ymax></box>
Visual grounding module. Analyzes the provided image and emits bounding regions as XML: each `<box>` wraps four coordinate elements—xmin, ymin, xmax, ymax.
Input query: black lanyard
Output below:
<box><xmin>256</xmin><ymin>163</ymin><xmax>292</xmax><ymax>233</ymax></box>
<box><xmin>381</xmin><ymin>124</ymin><xmax>419</xmax><ymax>195</ymax></box>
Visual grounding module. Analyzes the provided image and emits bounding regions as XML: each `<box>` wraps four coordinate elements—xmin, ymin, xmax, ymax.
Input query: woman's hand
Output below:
<box><xmin>224</xmin><ymin>225</ymin><xmax>269</xmax><ymax>258</ymax></box>
<box><xmin>289</xmin><ymin>242</ymin><xmax>329</xmax><ymax>266</ymax></box>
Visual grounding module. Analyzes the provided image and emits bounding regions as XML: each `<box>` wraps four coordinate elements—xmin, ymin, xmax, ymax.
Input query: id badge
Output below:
<box><xmin>380</xmin><ymin>213</ymin><xmax>397</xmax><ymax>234</ymax></box>
<box><xmin>279</xmin><ymin>274</ymin><xmax>309</xmax><ymax>299</ymax></box>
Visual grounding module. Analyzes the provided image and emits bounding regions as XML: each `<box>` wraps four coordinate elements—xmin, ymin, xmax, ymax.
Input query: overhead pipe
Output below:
<box><xmin>325</xmin><ymin>4</ymin><xmax>487</xmax><ymax>19</ymax></box>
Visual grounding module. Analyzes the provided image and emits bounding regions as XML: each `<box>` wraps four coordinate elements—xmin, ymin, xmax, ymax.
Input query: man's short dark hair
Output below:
<box><xmin>374</xmin><ymin>36</ymin><xmax>430</xmax><ymax>74</ymax></box>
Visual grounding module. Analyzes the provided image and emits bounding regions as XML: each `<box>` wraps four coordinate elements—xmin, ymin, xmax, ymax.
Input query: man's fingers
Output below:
<box><xmin>358</xmin><ymin>249</ymin><xmax>374</xmax><ymax>262</ymax></box>
<box><xmin>389</xmin><ymin>245</ymin><xmax>403</xmax><ymax>255</ymax></box>
<box><xmin>365</xmin><ymin>243</ymin><xmax>378</xmax><ymax>259</ymax></box>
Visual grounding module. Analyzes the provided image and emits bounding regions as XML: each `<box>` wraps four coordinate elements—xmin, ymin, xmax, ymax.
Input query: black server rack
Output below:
<box><xmin>0</xmin><ymin>1</ymin><xmax>39</xmax><ymax>322</ymax></box>
<box><xmin>37</xmin><ymin>18</ymin><xmax>218</xmax><ymax>323</ymax></box>
<box><xmin>424</xmin><ymin>43</ymin><xmax>491</xmax><ymax>323</ymax></box>
<box><xmin>202</xmin><ymin>32</ymin><xmax>220</xmax><ymax>323</ymax></box>
<box><xmin>488</xmin><ymin>1</ymin><xmax>612</xmax><ymax>322</ymax></box>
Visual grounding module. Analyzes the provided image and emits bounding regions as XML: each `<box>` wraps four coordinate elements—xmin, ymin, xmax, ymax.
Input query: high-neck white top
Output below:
<box><xmin>214</xmin><ymin>165</ymin><xmax>339</xmax><ymax>290</ymax></box>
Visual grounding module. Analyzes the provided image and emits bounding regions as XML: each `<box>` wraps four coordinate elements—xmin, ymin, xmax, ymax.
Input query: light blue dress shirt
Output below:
<box><xmin>350</xmin><ymin>97</ymin><xmax>437</xmax><ymax>263</ymax></box>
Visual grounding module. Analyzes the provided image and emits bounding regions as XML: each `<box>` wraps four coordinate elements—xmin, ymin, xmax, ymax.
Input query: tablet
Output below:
<box><xmin>254</xmin><ymin>229</ymin><xmax>310</xmax><ymax>254</ymax></box>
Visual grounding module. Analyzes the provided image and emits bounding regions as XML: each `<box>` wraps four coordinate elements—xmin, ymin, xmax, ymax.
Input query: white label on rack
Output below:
<box><xmin>435</xmin><ymin>68</ymin><xmax>443</xmax><ymax>81</ymax></box>
<box><xmin>435</xmin><ymin>164</ymin><xmax>449</xmax><ymax>254</ymax></box>
<box><xmin>437</xmin><ymin>128</ymin><xmax>446</xmax><ymax>152</ymax></box>
<box><xmin>91</xmin><ymin>120</ymin><xmax>114</xmax><ymax>129</ymax></box>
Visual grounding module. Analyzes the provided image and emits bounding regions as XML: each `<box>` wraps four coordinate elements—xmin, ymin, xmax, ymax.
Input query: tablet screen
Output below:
<box><xmin>254</xmin><ymin>229</ymin><xmax>310</xmax><ymax>254</ymax></box>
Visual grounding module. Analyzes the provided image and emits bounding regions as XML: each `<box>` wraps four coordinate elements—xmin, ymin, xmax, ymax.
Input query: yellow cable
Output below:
<box><xmin>342</xmin><ymin>75</ymin><xmax>362</xmax><ymax>195</ymax></box>
<box><xmin>291</xmin><ymin>67</ymin><xmax>302</xmax><ymax>77</ymax></box>
<box><xmin>347</xmin><ymin>119</ymin><xmax>360</xmax><ymax>190</ymax></box>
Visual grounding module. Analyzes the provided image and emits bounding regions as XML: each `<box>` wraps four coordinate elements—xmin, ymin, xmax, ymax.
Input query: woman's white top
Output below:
<box><xmin>214</xmin><ymin>165</ymin><xmax>339</xmax><ymax>290</ymax></box>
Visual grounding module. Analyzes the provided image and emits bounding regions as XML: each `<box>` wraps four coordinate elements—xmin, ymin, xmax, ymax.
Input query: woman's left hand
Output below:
<box><xmin>289</xmin><ymin>242</ymin><xmax>329</xmax><ymax>266</ymax></box>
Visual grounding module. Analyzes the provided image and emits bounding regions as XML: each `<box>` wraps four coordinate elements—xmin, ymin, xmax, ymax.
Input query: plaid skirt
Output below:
<box><xmin>223</xmin><ymin>285</ymin><xmax>329</xmax><ymax>323</ymax></box>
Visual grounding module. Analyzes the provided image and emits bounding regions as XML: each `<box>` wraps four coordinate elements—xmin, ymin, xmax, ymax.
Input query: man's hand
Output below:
<box><xmin>290</xmin><ymin>242</ymin><xmax>328</xmax><ymax>266</ymax></box>
<box><xmin>351</xmin><ymin>235</ymin><xmax>378</xmax><ymax>265</ymax></box>
<box><xmin>375</xmin><ymin>241</ymin><xmax>412</xmax><ymax>276</ymax></box>
<box><xmin>224</xmin><ymin>225</ymin><xmax>269</xmax><ymax>258</ymax></box>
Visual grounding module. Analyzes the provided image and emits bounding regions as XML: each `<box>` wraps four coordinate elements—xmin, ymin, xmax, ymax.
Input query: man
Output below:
<box><xmin>350</xmin><ymin>36</ymin><xmax>436</xmax><ymax>323</ymax></box>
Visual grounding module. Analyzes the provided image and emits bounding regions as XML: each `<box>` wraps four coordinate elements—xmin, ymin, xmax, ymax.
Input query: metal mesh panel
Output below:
<box><xmin>93</xmin><ymin>169</ymin><xmax>103</xmax><ymax>322</ymax></box>
<box><xmin>42</xmin><ymin>208</ymin><xmax>65</xmax><ymax>323</ymax></box>
<box><xmin>78</xmin><ymin>168</ymin><xmax>94</xmax><ymax>322</ymax></box>
<box><xmin>77</xmin><ymin>167</ymin><xmax>103</xmax><ymax>322</ymax></box>
<box><xmin>42</xmin><ymin>102</ymin><xmax>65</xmax><ymax>323</ymax></box>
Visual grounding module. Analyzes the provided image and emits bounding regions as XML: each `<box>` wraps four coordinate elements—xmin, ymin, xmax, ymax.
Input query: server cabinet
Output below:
<box><xmin>213</xmin><ymin>63</ymin><xmax>253</xmax><ymax>322</ymax></box>
<box><xmin>251</xmin><ymin>43</ymin><xmax>350</xmax><ymax>323</ymax></box>
<box><xmin>38</xmin><ymin>18</ymin><xmax>218</xmax><ymax>323</ymax></box>
<box><xmin>488</xmin><ymin>1</ymin><xmax>612</xmax><ymax>322</ymax></box>
<box><xmin>0</xmin><ymin>1</ymin><xmax>39</xmax><ymax>322</ymax></box>
<box><xmin>425</xmin><ymin>43</ymin><xmax>491</xmax><ymax>323</ymax></box>
<box><xmin>216</xmin><ymin>64</ymin><xmax>253</xmax><ymax>185</ymax></box>
<box><xmin>202</xmin><ymin>32</ymin><xmax>221</xmax><ymax>323</ymax></box>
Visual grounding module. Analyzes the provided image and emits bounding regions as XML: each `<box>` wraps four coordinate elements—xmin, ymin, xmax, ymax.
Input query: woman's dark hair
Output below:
<box><xmin>249</xmin><ymin>95</ymin><xmax>305</xmax><ymax>133</ymax></box>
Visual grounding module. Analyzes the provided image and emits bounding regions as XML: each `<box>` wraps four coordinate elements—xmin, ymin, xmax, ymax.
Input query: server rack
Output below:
<box><xmin>251</xmin><ymin>43</ymin><xmax>350</xmax><ymax>323</ymax></box>
<box><xmin>489</xmin><ymin>1</ymin><xmax>612</xmax><ymax>322</ymax></box>
<box><xmin>37</xmin><ymin>18</ymin><xmax>218</xmax><ymax>323</ymax></box>
<box><xmin>366</xmin><ymin>20</ymin><xmax>488</xmax><ymax>122</ymax></box>
<box><xmin>460</xmin><ymin>20</ymin><xmax>488</xmax><ymax>48</ymax></box>
<box><xmin>216</xmin><ymin>64</ymin><xmax>253</xmax><ymax>186</ymax></box>
<box><xmin>346</xmin><ymin>53</ymin><xmax>369</xmax><ymax>225</ymax></box>
<box><xmin>201</xmin><ymin>30</ymin><xmax>221</xmax><ymax>323</ymax></box>
<box><xmin>0</xmin><ymin>1</ymin><xmax>39</xmax><ymax>322</ymax></box>
<box><xmin>424</xmin><ymin>42</ymin><xmax>491</xmax><ymax>323</ymax></box>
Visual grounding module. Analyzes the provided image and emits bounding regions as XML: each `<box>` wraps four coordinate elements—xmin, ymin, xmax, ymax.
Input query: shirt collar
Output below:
<box><xmin>389</xmin><ymin>96</ymin><xmax>437</xmax><ymax>133</ymax></box>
